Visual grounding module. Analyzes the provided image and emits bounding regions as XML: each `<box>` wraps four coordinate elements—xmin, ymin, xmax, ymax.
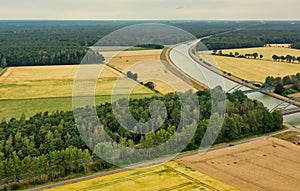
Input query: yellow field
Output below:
<box><xmin>0</xmin><ymin>65</ymin><xmax>153</xmax><ymax>99</ymax></box>
<box><xmin>217</xmin><ymin>47</ymin><xmax>300</xmax><ymax>61</ymax></box>
<box><xmin>103</xmin><ymin>49</ymin><xmax>162</xmax><ymax>71</ymax></box>
<box><xmin>177</xmin><ymin>138</ymin><xmax>300</xmax><ymax>191</ymax></box>
<box><xmin>199</xmin><ymin>51</ymin><xmax>300</xmax><ymax>82</ymax></box>
<box><xmin>104</xmin><ymin>49</ymin><xmax>196</xmax><ymax>94</ymax></box>
<box><xmin>265</xmin><ymin>44</ymin><xmax>291</xmax><ymax>48</ymax></box>
<box><xmin>45</xmin><ymin>161</ymin><xmax>237</xmax><ymax>191</ymax></box>
<box><xmin>290</xmin><ymin>92</ymin><xmax>300</xmax><ymax>101</ymax></box>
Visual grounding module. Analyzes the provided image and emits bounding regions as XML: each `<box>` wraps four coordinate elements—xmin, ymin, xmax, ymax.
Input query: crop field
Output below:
<box><xmin>0</xmin><ymin>65</ymin><xmax>153</xmax><ymax>99</ymax></box>
<box><xmin>177</xmin><ymin>138</ymin><xmax>300</xmax><ymax>191</ymax></box>
<box><xmin>0</xmin><ymin>64</ymin><xmax>157</xmax><ymax>119</ymax></box>
<box><xmin>199</xmin><ymin>52</ymin><xmax>300</xmax><ymax>82</ymax></box>
<box><xmin>104</xmin><ymin>49</ymin><xmax>197</xmax><ymax>94</ymax></box>
<box><xmin>0</xmin><ymin>94</ymin><xmax>155</xmax><ymax>120</ymax></box>
<box><xmin>46</xmin><ymin>161</ymin><xmax>237</xmax><ymax>191</ymax></box>
<box><xmin>102</xmin><ymin>49</ymin><xmax>162</xmax><ymax>71</ymax></box>
<box><xmin>290</xmin><ymin>92</ymin><xmax>300</xmax><ymax>101</ymax></box>
<box><xmin>265</xmin><ymin>44</ymin><xmax>291</xmax><ymax>48</ymax></box>
<box><xmin>215</xmin><ymin>47</ymin><xmax>300</xmax><ymax>61</ymax></box>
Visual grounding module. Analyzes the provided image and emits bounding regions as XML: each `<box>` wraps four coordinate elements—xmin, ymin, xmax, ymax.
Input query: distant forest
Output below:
<box><xmin>2</xmin><ymin>21</ymin><xmax>300</xmax><ymax>67</ymax></box>
<box><xmin>201</xmin><ymin>22</ymin><xmax>300</xmax><ymax>50</ymax></box>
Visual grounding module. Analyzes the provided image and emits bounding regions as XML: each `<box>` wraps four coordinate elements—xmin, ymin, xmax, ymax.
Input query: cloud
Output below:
<box><xmin>0</xmin><ymin>0</ymin><xmax>299</xmax><ymax>20</ymax></box>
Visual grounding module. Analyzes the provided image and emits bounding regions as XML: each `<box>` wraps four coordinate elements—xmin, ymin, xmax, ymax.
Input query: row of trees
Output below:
<box><xmin>272</xmin><ymin>54</ymin><xmax>300</xmax><ymax>63</ymax></box>
<box><xmin>265</xmin><ymin>73</ymin><xmax>300</xmax><ymax>95</ymax></box>
<box><xmin>213</xmin><ymin>50</ymin><xmax>263</xmax><ymax>59</ymax></box>
<box><xmin>0</xmin><ymin>88</ymin><xmax>283</xmax><ymax>190</ymax></box>
<box><xmin>126</xmin><ymin>71</ymin><xmax>138</xmax><ymax>81</ymax></box>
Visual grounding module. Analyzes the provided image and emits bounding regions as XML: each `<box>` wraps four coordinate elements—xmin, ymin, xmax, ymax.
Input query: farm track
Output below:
<box><xmin>163</xmin><ymin>165</ymin><xmax>220</xmax><ymax>191</ymax></box>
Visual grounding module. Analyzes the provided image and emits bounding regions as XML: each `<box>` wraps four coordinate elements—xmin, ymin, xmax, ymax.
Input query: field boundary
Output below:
<box><xmin>0</xmin><ymin>67</ymin><xmax>7</xmax><ymax>77</ymax></box>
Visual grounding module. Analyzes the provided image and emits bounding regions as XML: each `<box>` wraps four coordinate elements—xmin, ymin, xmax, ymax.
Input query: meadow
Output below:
<box><xmin>0</xmin><ymin>94</ymin><xmax>155</xmax><ymax>120</ymax></box>
<box><xmin>45</xmin><ymin>161</ymin><xmax>237</xmax><ymax>191</ymax></box>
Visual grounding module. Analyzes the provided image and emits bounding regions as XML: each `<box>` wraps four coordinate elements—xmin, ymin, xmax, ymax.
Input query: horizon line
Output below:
<box><xmin>0</xmin><ymin>18</ymin><xmax>300</xmax><ymax>22</ymax></box>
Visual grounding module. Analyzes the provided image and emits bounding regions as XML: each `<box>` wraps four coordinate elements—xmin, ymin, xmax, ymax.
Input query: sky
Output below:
<box><xmin>0</xmin><ymin>0</ymin><xmax>299</xmax><ymax>20</ymax></box>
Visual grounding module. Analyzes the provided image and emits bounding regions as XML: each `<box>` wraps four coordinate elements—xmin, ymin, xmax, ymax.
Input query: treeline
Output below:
<box><xmin>201</xmin><ymin>22</ymin><xmax>300</xmax><ymax>50</ymax></box>
<box><xmin>0</xmin><ymin>20</ymin><xmax>276</xmax><ymax>67</ymax></box>
<box><xmin>213</xmin><ymin>50</ymin><xmax>263</xmax><ymax>59</ymax></box>
<box><xmin>0</xmin><ymin>49</ymin><xmax>87</xmax><ymax>67</ymax></box>
<box><xmin>272</xmin><ymin>54</ymin><xmax>300</xmax><ymax>63</ymax></box>
<box><xmin>0</xmin><ymin>88</ymin><xmax>283</xmax><ymax>190</ymax></box>
<box><xmin>265</xmin><ymin>73</ymin><xmax>300</xmax><ymax>96</ymax></box>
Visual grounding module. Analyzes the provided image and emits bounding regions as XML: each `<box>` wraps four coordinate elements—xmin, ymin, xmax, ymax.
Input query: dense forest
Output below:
<box><xmin>201</xmin><ymin>21</ymin><xmax>300</xmax><ymax>50</ymax></box>
<box><xmin>0</xmin><ymin>20</ymin><xmax>285</xmax><ymax>67</ymax></box>
<box><xmin>265</xmin><ymin>73</ymin><xmax>300</xmax><ymax>96</ymax></box>
<box><xmin>0</xmin><ymin>88</ymin><xmax>283</xmax><ymax>190</ymax></box>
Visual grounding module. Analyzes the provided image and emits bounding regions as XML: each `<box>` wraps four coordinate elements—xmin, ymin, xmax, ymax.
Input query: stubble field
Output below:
<box><xmin>199</xmin><ymin>47</ymin><xmax>300</xmax><ymax>82</ymax></box>
<box><xmin>177</xmin><ymin>138</ymin><xmax>300</xmax><ymax>191</ymax></box>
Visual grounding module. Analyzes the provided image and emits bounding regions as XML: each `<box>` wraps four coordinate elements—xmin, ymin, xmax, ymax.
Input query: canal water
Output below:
<box><xmin>169</xmin><ymin>42</ymin><xmax>300</xmax><ymax>128</ymax></box>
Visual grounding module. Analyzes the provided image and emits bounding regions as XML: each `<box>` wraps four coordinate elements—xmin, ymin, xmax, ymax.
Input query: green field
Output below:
<box><xmin>0</xmin><ymin>65</ymin><xmax>157</xmax><ymax>120</ymax></box>
<box><xmin>0</xmin><ymin>94</ymin><xmax>156</xmax><ymax>120</ymax></box>
<box><xmin>46</xmin><ymin>161</ymin><xmax>238</xmax><ymax>191</ymax></box>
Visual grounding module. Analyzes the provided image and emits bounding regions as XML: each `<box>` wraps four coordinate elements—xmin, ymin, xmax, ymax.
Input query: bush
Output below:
<box><xmin>11</xmin><ymin>184</ymin><xmax>22</xmax><ymax>190</ymax></box>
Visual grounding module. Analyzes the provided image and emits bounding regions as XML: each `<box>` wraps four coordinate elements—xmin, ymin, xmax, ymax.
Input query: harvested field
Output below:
<box><xmin>104</xmin><ymin>49</ymin><xmax>197</xmax><ymax>94</ymax></box>
<box><xmin>199</xmin><ymin>52</ymin><xmax>300</xmax><ymax>82</ymax></box>
<box><xmin>290</xmin><ymin>92</ymin><xmax>300</xmax><ymax>101</ymax></box>
<box><xmin>214</xmin><ymin>47</ymin><xmax>300</xmax><ymax>61</ymax></box>
<box><xmin>45</xmin><ymin>161</ymin><xmax>237</xmax><ymax>191</ymax></box>
<box><xmin>0</xmin><ymin>65</ymin><xmax>153</xmax><ymax>99</ymax></box>
<box><xmin>103</xmin><ymin>49</ymin><xmax>162</xmax><ymax>71</ymax></box>
<box><xmin>177</xmin><ymin>138</ymin><xmax>300</xmax><ymax>191</ymax></box>
<box><xmin>265</xmin><ymin>44</ymin><xmax>292</xmax><ymax>48</ymax></box>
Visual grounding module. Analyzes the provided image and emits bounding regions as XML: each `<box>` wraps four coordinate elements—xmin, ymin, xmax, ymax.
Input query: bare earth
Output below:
<box><xmin>177</xmin><ymin>138</ymin><xmax>300</xmax><ymax>191</ymax></box>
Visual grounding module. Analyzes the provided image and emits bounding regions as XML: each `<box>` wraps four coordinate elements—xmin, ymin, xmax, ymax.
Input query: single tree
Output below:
<box><xmin>260</xmin><ymin>54</ymin><xmax>263</xmax><ymax>59</ymax></box>
<box><xmin>126</xmin><ymin>71</ymin><xmax>133</xmax><ymax>79</ymax></box>
<box><xmin>272</xmin><ymin>55</ymin><xmax>278</xmax><ymax>61</ymax></box>
<box><xmin>1</xmin><ymin>57</ymin><xmax>7</xmax><ymax>68</ymax></box>
<box><xmin>132</xmin><ymin>73</ymin><xmax>138</xmax><ymax>81</ymax></box>
<box><xmin>274</xmin><ymin>83</ymin><xmax>285</xmax><ymax>94</ymax></box>
<box><xmin>253</xmin><ymin>53</ymin><xmax>258</xmax><ymax>59</ymax></box>
<box><xmin>145</xmin><ymin>81</ymin><xmax>155</xmax><ymax>89</ymax></box>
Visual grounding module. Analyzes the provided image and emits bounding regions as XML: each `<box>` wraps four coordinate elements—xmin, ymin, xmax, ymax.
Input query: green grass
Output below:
<box><xmin>0</xmin><ymin>94</ymin><xmax>157</xmax><ymax>120</ymax></box>
<box><xmin>273</xmin><ymin>131</ymin><xmax>300</xmax><ymax>142</ymax></box>
<box><xmin>0</xmin><ymin>67</ymin><xmax>7</xmax><ymax>77</ymax></box>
